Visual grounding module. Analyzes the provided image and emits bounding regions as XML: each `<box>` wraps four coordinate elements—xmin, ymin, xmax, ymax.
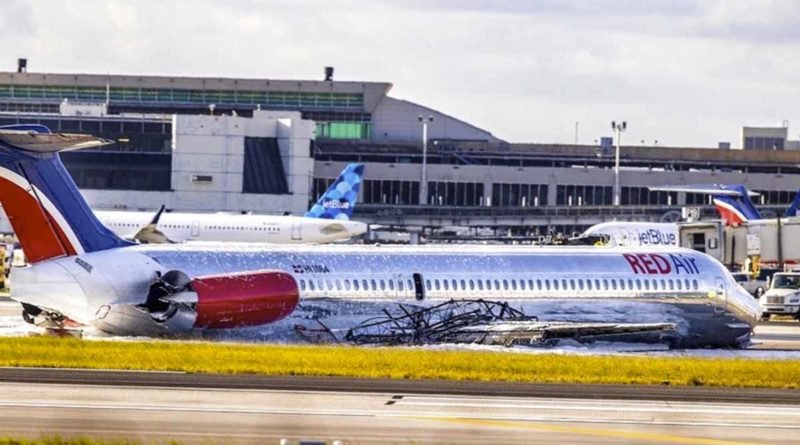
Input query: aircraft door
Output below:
<box><xmin>291</xmin><ymin>223</ymin><xmax>302</xmax><ymax>241</ymax></box>
<box><xmin>714</xmin><ymin>277</ymin><xmax>727</xmax><ymax>315</ymax></box>
<box><xmin>190</xmin><ymin>221</ymin><xmax>200</xmax><ymax>238</ymax></box>
<box><xmin>412</xmin><ymin>273</ymin><xmax>425</xmax><ymax>301</ymax></box>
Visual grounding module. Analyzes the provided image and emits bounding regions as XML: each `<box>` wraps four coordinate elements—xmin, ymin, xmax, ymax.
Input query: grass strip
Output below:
<box><xmin>0</xmin><ymin>336</ymin><xmax>798</xmax><ymax>388</ymax></box>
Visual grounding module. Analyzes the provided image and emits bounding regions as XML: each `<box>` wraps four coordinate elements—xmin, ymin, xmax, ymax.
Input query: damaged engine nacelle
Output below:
<box><xmin>140</xmin><ymin>269</ymin><xmax>300</xmax><ymax>331</ymax></box>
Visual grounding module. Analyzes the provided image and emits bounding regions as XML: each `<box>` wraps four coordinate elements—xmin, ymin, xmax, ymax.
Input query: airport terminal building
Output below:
<box><xmin>1</xmin><ymin>66</ymin><xmax>799</xmax><ymax>237</ymax></box>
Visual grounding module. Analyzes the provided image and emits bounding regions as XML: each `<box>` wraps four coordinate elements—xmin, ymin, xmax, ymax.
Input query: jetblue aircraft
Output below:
<box><xmin>96</xmin><ymin>163</ymin><xmax>368</xmax><ymax>244</ymax></box>
<box><xmin>0</xmin><ymin>126</ymin><xmax>760</xmax><ymax>347</ymax></box>
<box><xmin>581</xmin><ymin>222</ymin><xmax>679</xmax><ymax>248</ymax></box>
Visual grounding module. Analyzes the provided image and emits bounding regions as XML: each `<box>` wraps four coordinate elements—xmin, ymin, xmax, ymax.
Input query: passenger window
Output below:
<box><xmin>668</xmin><ymin>279</ymin><xmax>674</xmax><ymax>290</ymax></box>
<box><xmin>460</xmin><ymin>279</ymin><xmax>466</xmax><ymax>290</ymax></box>
<box><xmin>693</xmin><ymin>279</ymin><xmax>699</xmax><ymax>290</ymax></box>
<box><xmin>510</xmin><ymin>280</ymin><xmax>516</xmax><ymax>290</ymax></box>
<box><xmin>495</xmin><ymin>279</ymin><xmax>501</xmax><ymax>290</ymax></box>
<box><xmin>611</xmin><ymin>279</ymin><xmax>617</xmax><ymax>290</ymax></box>
<box><xmin>595</xmin><ymin>279</ymin><xmax>601</xmax><ymax>290</ymax></box>
<box><xmin>309</xmin><ymin>280</ymin><xmax>315</xmax><ymax>291</ymax></box>
<box><xmin>628</xmin><ymin>279</ymin><xmax>634</xmax><ymax>290</ymax></box>
<box><xmin>379</xmin><ymin>280</ymin><xmax>386</xmax><ymax>291</ymax></box>
<box><xmin>362</xmin><ymin>279</ymin><xmax>369</xmax><ymax>291</ymax></box>
<box><xmin>443</xmin><ymin>280</ymin><xmax>449</xmax><ymax>291</ymax></box>
<box><xmin>388</xmin><ymin>280</ymin><xmax>394</xmax><ymax>291</ymax></box>
<box><xmin>425</xmin><ymin>280</ymin><xmax>431</xmax><ymax>291</ymax></box>
<box><xmin>469</xmin><ymin>279</ymin><xmax>475</xmax><ymax>290</ymax></box>
<box><xmin>570</xmin><ymin>279</ymin><xmax>576</xmax><ymax>290</ymax></box>
<box><xmin>317</xmin><ymin>280</ymin><xmax>324</xmax><ymax>291</ymax></box>
<box><xmin>344</xmin><ymin>280</ymin><xmax>351</xmax><ymax>291</ymax></box>
<box><xmin>685</xmin><ymin>279</ymin><xmax>691</xmax><ymax>290</ymax></box>
<box><xmin>398</xmin><ymin>280</ymin><xmax>404</xmax><ymax>291</ymax></box>
<box><xmin>299</xmin><ymin>280</ymin><xmax>306</xmax><ymax>291</ymax></box>
<box><xmin>354</xmin><ymin>280</ymin><xmax>360</xmax><ymax>291</ymax></box>
<box><xmin>435</xmin><ymin>279</ymin><xmax>441</xmax><ymax>290</ymax></box>
<box><xmin>477</xmin><ymin>280</ymin><xmax>483</xmax><ymax>290</ymax></box>
<box><xmin>487</xmin><ymin>280</ymin><xmax>493</xmax><ymax>291</ymax></box>
<box><xmin>520</xmin><ymin>280</ymin><xmax>526</xmax><ymax>290</ymax></box>
<box><xmin>451</xmin><ymin>279</ymin><xmax>458</xmax><ymax>290</ymax></box>
<box><xmin>586</xmin><ymin>280</ymin><xmax>591</xmax><ymax>290</ymax></box>
<box><xmin>371</xmin><ymin>279</ymin><xmax>377</xmax><ymax>291</ymax></box>
<box><xmin>335</xmin><ymin>280</ymin><xmax>342</xmax><ymax>291</ymax></box>
<box><xmin>553</xmin><ymin>280</ymin><xmax>559</xmax><ymax>290</ymax></box>
<box><xmin>327</xmin><ymin>280</ymin><xmax>334</xmax><ymax>291</ymax></box>
<box><xmin>676</xmin><ymin>279</ymin><xmax>682</xmax><ymax>290</ymax></box>
<box><xmin>407</xmin><ymin>280</ymin><xmax>413</xmax><ymax>291</ymax></box>
<box><xmin>603</xmin><ymin>279</ymin><xmax>609</xmax><ymax>290</ymax></box>
<box><xmin>544</xmin><ymin>279</ymin><xmax>550</xmax><ymax>290</ymax></box>
<box><xmin>636</xmin><ymin>279</ymin><xmax>642</xmax><ymax>290</ymax></box>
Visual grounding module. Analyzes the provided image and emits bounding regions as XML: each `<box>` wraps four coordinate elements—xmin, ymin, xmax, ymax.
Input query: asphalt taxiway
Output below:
<box><xmin>0</xmin><ymin>369</ymin><xmax>799</xmax><ymax>444</ymax></box>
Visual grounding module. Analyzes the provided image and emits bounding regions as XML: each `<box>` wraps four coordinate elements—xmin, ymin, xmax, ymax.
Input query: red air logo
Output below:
<box><xmin>623</xmin><ymin>253</ymin><xmax>699</xmax><ymax>275</ymax></box>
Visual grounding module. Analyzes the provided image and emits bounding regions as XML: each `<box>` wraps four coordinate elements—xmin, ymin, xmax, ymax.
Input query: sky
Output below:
<box><xmin>1</xmin><ymin>0</ymin><xmax>798</xmax><ymax>146</ymax></box>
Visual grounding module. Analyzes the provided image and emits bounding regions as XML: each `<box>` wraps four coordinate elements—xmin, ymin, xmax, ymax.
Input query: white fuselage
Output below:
<box><xmin>582</xmin><ymin>222</ymin><xmax>679</xmax><ymax>247</ymax></box>
<box><xmin>10</xmin><ymin>244</ymin><xmax>761</xmax><ymax>347</ymax></box>
<box><xmin>96</xmin><ymin>210</ymin><xmax>367</xmax><ymax>244</ymax></box>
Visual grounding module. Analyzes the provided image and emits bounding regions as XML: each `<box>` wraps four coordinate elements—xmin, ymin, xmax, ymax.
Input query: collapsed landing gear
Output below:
<box><xmin>21</xmin><ymin>303</ymin><xmax>70</xmax><ymax>330</ymax></box>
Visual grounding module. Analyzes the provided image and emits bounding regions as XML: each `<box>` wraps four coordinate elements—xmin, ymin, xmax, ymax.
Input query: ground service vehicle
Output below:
<box><xmin>760</xmin><ymin>272</ymin><xmax>800</xmax><ymax>320</ymax></box>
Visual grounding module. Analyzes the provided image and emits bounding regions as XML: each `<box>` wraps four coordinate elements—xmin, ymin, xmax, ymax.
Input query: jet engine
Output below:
<box><xmin>141</xmin><ymin>269</ymin><xmax>299</xmax><ymax>330</ymax></box>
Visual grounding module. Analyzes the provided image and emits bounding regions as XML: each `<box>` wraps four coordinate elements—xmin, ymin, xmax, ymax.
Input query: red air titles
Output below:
<box><xmin>623</xmin><ymin>253</ymin><xmax>699</xmax><ymax>275</ymax></box>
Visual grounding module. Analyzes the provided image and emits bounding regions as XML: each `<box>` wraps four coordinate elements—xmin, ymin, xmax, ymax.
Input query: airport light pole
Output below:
<box><xmin>611</xmin><ymin>121</ymin><xmax>627</xmax><ymax>206</ymax></box>
<box><xmin>419</xmin><ymin>115</ymin><xmax>434</xmax><ymax>205</ymax></box>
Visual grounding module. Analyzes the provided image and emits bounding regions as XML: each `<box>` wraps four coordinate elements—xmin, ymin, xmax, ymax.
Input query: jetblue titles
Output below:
<box><xmin>637</xmin><ymin>229</ymin><xmax>677</xmax><ymax>246</ymax></box>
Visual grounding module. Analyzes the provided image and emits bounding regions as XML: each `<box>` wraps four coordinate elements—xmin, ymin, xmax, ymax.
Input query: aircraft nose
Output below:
<box><xmin>733</xmin><ymin>286</ymin><xmax>762</xmax><ymax>325</ymax></box>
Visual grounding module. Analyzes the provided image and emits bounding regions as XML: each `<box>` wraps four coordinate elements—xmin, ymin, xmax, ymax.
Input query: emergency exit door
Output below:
<box><xmin>291</xmin><ymin>223</ymin><xmax>302</xmax><ymax>241</ymax></box>
<box><xmin>190</xmin><ymin>221</ymin><xmax>200</xmax><ymax>238</ymax></box>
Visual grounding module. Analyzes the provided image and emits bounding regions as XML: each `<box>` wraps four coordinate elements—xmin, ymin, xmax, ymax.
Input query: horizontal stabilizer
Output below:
<box><xmin>0</xmin><ymin>129</ymin><xmax>112</xmax><ymax>153</ymax></box>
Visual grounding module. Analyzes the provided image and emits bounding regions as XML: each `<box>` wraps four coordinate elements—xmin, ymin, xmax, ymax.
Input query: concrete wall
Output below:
<box><xmin>83</xmin><ymin>111</ymin><xmax>315</xmax><ymax>215</ymax></box>
<box><xmin>371</xmin><ymin>97</ymin><xmax>501</xmax><ymax>143</ymax></box>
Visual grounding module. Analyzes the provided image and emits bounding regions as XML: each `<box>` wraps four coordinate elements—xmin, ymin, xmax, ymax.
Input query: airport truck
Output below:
<box><xmin>760</xmin><ymin>272</ymin><xmax>800</xmax><ymax>320</ymax></box>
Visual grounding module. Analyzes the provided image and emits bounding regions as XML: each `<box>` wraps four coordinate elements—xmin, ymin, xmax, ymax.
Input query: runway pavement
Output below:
<box><xmin>0</xmin><ymin>375</ymin><xmax>799</xmax><ymax>444</ymax></box>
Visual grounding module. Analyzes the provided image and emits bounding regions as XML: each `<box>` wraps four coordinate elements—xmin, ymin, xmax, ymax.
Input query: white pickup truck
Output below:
<box><xmin>761</xmin><ymin>272</ymin><xmax>800</xmax><ymax>320</ymax></box>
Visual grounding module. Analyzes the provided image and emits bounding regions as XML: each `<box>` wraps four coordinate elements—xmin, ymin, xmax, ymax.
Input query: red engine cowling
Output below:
<box><xmin>192</xmin><ymin>270</ymin><xmax>299</xmax><ymax>329</ymax></box>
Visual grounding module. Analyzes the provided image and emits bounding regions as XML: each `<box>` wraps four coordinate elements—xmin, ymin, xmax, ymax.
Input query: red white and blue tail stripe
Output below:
<box><xmin>0</xmin><ymin>125</ymin><xmax>131</xmax><ymax>263</ymax></box>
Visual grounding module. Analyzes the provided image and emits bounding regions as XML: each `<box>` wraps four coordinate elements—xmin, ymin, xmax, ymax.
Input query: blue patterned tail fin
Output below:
<box><xmin>305</xmin><ymin>163</ymin><xmax>365</xmax><ymax>220</ymax></box>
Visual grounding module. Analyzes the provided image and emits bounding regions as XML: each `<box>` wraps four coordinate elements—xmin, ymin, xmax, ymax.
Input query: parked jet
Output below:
<box><xmin>582</xmin><ymin>184</ymin><xmax>800</xmax><ymax>247</ymax></box>
<box><xmin>0</xmin><ymin>126</ymin><xmax>760</xmax><ymax>347</ymax></box>
<box><xmin>581</xmin><ymin>222</ymin><xmax>680</xmax><ymax>247</ymax></box>
<box><xmin>96</xmin><ymin>163</ymin><xmax>367</xmax><ymax>244</ymax></box>
<box><xmin>649</xmin><ymin>184</ymin><xmax>800</xmax><ymax>225</ymax></box>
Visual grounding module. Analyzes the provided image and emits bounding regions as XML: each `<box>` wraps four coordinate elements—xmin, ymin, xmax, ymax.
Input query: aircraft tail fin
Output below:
<box><xmin>0</xmin><ymin>126</ymin><xmax>132</xmax><ymax>263</ymax></box>
<box><xmin>712</xmin><ymin>185</ymin><xmax>762</xmax><ymax>225</ymax></box>
<box><xmin>786</xmin><ymin>189</ymin><xmax>800</xmax><ymax>218</ymax></box>
<box><xmin>305</xmin><ymin>163</ymin><xmax>365</xmax><ymax>220</ymax></box>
